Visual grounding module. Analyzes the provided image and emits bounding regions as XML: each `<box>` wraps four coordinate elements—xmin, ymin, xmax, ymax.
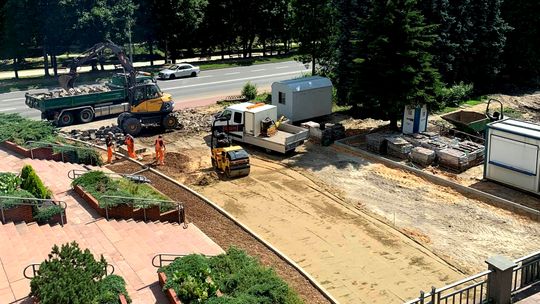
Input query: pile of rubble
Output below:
<box><xmin>63</xmin><ymin>126</ymin><xmax>125</xmax><ymax>145</ymax></box>
<box><xmin>365</xmin><ymin>131</ymin><xmax>485</xmax><ymax>172</ymax></box>
<box><xmin>173</xmin><ymin>109</ymin><xmax>213</xmax><ymax>134</ymax></box>
<box><xmin>30</xmin><ymin>85</ymin><xmax>112</xmax><ymax>100</ymax></box>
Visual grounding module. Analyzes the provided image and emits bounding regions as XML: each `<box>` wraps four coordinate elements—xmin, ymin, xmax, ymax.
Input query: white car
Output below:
<box><xmin>158</xmin><ymin>63</ymin><xmax>200</xmax><ymax>79</ymax></box>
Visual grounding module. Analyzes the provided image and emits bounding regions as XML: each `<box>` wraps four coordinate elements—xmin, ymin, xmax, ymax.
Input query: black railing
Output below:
<box><xmin>67</xmin><ymin>169</ymin><xmax>150</xmax><ymax>183</ymax></box>
<box><xmin>512</xmin><ymin>250</ymin><xmax>540</xmax><ymax>294</ymax></box>
<box><xmin>23</xmin><ymin>262</ymin><xmax>115</xmax><ymax>279</ymax></box>
<box><xmin>151</xmin><ymin>253</ymin><xmax>217</xmax><ymax>268</ymax></box>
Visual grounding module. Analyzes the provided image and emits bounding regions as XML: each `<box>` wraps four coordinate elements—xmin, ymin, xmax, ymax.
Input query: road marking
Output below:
<box><xmin>251</xmin><ymin>69</ymin><xmax>266</xmax><ymax>72</ymax></box>
<box><xmin>224</xmin><ymin>72</ymin><xmax>240</xmax><ymax>75</ymax></box>
<box><xmin>275</xmin><ymin>66</ymin><xmax>290</xmax><ymax>69</ymax></box>
<box><xmin>164</xmin><ymin>70</ymin><xmax>306</xmax><ymax>90</ymax></box>
<box><xmin>2</xmin><ymin>97</ymin><xmax>24</xmax><ymax>102</ymax></box>
<box><xmin>0</xmin><ymin>108</ymin><xmax>17</xmax><ymax>112</ymax></box>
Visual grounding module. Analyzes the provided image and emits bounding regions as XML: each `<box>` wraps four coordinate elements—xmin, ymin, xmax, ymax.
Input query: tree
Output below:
<box><xmin>350</xmin><ymin>0</ymin><xmax>441</xmax><ymax>129</ymax></box>
<box><xmin>502</xmin><ymin>0</ymin><xmax>540</xmax><ymax>85</ymax></box>
<box><xmin>0</xmin><ymin>0</ymin><xmax>33</xmax><ymax>78</ymax></box>
<box><xmin>291</xmin><ymin>0</ymin><xmax>334</xmax><ymax>75</ymax></box>
<box><xmin>201</xmin><ymin>0</ymin><xmax>235</xmax><ymax>59</ymax></box>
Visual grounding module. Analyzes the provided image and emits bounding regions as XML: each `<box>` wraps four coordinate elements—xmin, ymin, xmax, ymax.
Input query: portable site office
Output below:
<box><xmin>271</xmin><ymin>76</ymin><xmax>333</xmax><ymax>123</ymax></box>
<box><xmin>484</xmin><ymin>119</ymin><xmax>540</xmax><ymax>195</ymax></box>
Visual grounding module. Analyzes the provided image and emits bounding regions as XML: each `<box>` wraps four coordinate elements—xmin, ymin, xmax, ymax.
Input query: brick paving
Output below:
<box><xmin>0</xmin><ymin>148</ymin><xmax>223</xmax><ymax>303</ymax></box>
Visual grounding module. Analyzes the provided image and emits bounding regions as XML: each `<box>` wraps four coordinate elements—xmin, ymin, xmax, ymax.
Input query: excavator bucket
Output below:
<box><xmin>59</xmin><ymin>74</ymin><xmax>76</xmax><ymax>91</ymax></box>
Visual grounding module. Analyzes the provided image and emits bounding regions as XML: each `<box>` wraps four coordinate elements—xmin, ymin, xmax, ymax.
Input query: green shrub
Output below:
<box><xmin>161</xmin><ymin>248</ymin><xmax>303</xmax><ymax>304</ymax></box>
<box><xmin>0</xmin><ymin>172</ymin><xmax>21</xmax><ymax>194</ymax></box>
<box><xmin>30</xmin><ymin>242</ymin><xmax>108</xmax><ymax>304</ymax></box>
<box><xmin>20</xmin><ymin>165</ymin><xmax>51</xmax><ymax>199</ymax></box>
<box><xmin>97</xmin><ymin>274</ymin><xmax>132</xmax><ymax>304</ymax></box>
<box><xmin>0</xmin><ymin>113</ymin><xmax>56</xmax><ymax>145</ymax></box>
<box><xmin>33</xmin><ymin>205</ymin><xmax>63</xmax><ymax>223</ymax></box>
<box><xmin>436</xmin><ymin>82</ymin><xmax>475</xmax><ymax>107</ymax></box>
<box><xmin>241</xmin><ymin>82</ymin><xmax>258</xmax><ymax>101</ymax></box>
<box><xmin>2</xmin><ymin>189</ymin><xmax>35</xmax><ymax>209</ymax></box>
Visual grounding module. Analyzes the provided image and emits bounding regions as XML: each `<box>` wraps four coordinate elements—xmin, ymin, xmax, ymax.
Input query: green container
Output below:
<box><xmin>441</xmin><ymin>110</ymin><xmax>490</xmax><ymax>134</ymax></box>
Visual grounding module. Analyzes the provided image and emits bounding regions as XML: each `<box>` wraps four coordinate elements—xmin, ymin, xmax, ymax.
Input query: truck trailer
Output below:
<box><xmin>213</xmin><ymin>102</ymin><xmax>309</xmax><ymax>154</ymax></box>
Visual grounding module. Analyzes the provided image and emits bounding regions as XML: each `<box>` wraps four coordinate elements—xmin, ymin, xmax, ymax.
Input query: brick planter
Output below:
<box><xmin>74</xmin><ymin>185</ymin><xmax>182</xmax><ymax>223</ymax></box>
<box><xmin>33</xmin><ymin>293</ymin><xmax>128</xmax><ymax>304</ymax></box>
<box><xmin>46</xmin><ymin>208</ymin><xmax>68</xmax><ymax>226</ymax></box>
<box><xmin>1</xmin><ymin>141</ymin><xmax>63</xmax><ymax>161</ymax></box>
<box><xmin>1</xmin><ymin>204</ymin><xmax>33</xmax><ymax>223</ymax></box>
<box><xmin>158</xmin><ymin>272</ymin><xmax>182</xmax><ymax>304</ymax></box>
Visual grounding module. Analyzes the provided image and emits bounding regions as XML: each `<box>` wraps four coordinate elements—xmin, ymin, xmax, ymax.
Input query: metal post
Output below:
<box><xmin>143</xmin><ymin>207</ymin><xmax>147</xmax><ymax>222</ymax></box>
<box><xmin>61</xmin><ymin>151</ymin><xmax>64</xmax><ymax>162</ymax></box>
<box><xmin>60</xmin><ymin>210</ymin><xmax>64</xmax><ymax>227</ymax></box>
<box><xmin>0</xmin><ymin>202</ymin><xmax>5</xmax><ymax>224</ymax></box>
<box><xmin>486</xmin><ymin>256</ymin><xmax>517</xmax><ymax>304</ymax></box>
<box><xmin>431</xmin><ymin>286</ymin><xmax>437</xmax><ymax>304</ymax></box>
<box><xmin>30</xmin><ymin>147</ymin><xmax>34</xmax><ymax>159</ymax></box>
<box><xmin>419</xmin><ymin>291</ymin><xmax>425</xmax><ymax>304</ymax></box>
<box><xmin>105</xmin><ymin>207</ymin><xmax>109</xmax><ymax>220</ymax></box>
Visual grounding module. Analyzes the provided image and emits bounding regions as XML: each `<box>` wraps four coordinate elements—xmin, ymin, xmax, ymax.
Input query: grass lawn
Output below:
<box><xmin>0</xmin><ymin>54</ymin><xmax>297</xmax><ymax>94</ymax></box>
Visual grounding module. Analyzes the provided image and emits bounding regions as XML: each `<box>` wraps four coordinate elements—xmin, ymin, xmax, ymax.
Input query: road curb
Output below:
<box><xmin>66</xmin><ymin>136</ymin><xmax>340</xmax><ymax>304</ymax></box>
<box><xmin>334</xmin><ymin>138</ymin><xmax>540</xmax><ymax>222</ymax></box>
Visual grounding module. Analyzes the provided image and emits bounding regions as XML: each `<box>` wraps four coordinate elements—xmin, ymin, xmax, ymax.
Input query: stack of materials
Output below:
<box><xmin>300</xmin><ymin>121</ymin><xmax>322</xmax><ymax>141</ymax></box>
<box><xmin>410</xmin><ymin>147</ymin><xmax>436</xmax><ymax>166</ymax></box>
<box><xmin>321</xmin><ymin>128</ymin><xmax>334</xmax><ymax>146</ymax></box>
<box><xmin>436</xmin><ymin>148</ymin><xmax>469</xmax><ymax>172</ymax></box>
<box><xmin>325</xmin><ymin>123</ymin><xmax>346</xmax><ymax>140</ymax></box>
<box><xmin>366</xmin><ymin>132</ymin><xmax>390</xmax><ymax>154</ymax></box>
<box><xmin>455</xmin><ymin>141</ymin><xmax>485</xmax><ymax>166</ymax></box>
<box><xmin>386</xmin><ymin>136</ymin><xmax>414</xmax><ymax>159</ymax></box>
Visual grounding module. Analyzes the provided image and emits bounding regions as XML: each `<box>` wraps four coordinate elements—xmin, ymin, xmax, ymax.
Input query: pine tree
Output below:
<box><xmin>350</xmin><ymin>0</ymin><xmax>441</xmax><ymax>129</ymax></box>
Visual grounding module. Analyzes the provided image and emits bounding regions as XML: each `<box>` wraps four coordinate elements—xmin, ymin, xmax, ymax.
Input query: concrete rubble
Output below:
<box><xmin>31</xmin><ymin>85</ymin><xmax>112</xmax><ymax>100</ymax></box>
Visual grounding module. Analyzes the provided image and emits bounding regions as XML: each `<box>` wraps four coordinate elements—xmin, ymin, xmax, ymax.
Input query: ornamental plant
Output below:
<box><xmin>20</xmin><ymin>165</ymin><xmax>51</xmax><ymax>199</ymax></box>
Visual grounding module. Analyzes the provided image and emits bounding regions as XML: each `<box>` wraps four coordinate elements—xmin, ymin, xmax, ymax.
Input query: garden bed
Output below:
<box><xmin>157</xmin><ymin>248</ymin><xmax>303</xmax><ymax>304</ymax></box>
<box><xmin>72</xmin><ymin>171</ymin><xmax>183</xmax><ymax>223</ymax></box>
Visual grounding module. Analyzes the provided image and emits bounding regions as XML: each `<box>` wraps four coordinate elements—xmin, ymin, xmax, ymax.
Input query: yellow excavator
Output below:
<box><xmin>210</xmin><ymin>116</ymin><xmax>250</xmax><ymax>178</ymax></box>
<box><xmin>59</xmin><ymin>40</ymin><xmax>178</xmax><ymax>135</ymax></box>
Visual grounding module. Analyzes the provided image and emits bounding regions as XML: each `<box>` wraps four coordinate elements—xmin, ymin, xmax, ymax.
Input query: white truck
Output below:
<box><xmin>213</xmin><ymin>102</ymin><xmax>309</xmax><ymax>154</ymax></box>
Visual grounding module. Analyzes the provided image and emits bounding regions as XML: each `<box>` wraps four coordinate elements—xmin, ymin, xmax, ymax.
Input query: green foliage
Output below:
<box><xmin>30</xmin><ymin>242</ymin><xmax>108</xmax><ymax>304</ymax></box>
<box><xmin>254</xmin><ymin>92</ymin><xmax>271</xmax><ymax>104</ymax></box>
<box><xmin>33</xmin><ymin>205</ymin><xmax>63</xmax><ymax>224</ymax></box>
<box><xmin>20</xmin><ymin>165</ymin><xmax>51</xmax><ymax>199</ymax></box>
<box><xmin>1</xmin><ymin>189</ymin><xmax>35</xmax><ymax>209</ymax></box>
<box><xmin>97</xmin><ymin>275</ymin><xmax>132</xmax><ymax>304</ymax></box>
<box><xmin>0</xmin><ymin>172</ymin><xmax>21</xmax><ymax>194</ymax></box>
<box><xmin>161</xmin><ymin>248</ymin><xmax>302</xmax><ymax>304</ymax></box>
<box><xmin>436</xmin><ymin>82</ymin><xmax>475</xmax><ymax>107</ymax></box>
<box><xmin>0</xmin><ymin>113</ymin><xmax>56</xmax><ymax>145</ymax></box>
<box><xmin>241</xmin><ymin>82</ymin><xmax>258</xmax><ymax>101</ymax></box>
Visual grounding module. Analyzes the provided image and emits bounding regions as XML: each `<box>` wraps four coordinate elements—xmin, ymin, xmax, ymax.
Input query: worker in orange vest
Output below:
<box><xmin>154</xmin><ymin>135</ymin><xmax>166</xmax><ymax>165</ymax></box>
<box><xmin>124</xmin><ymin>134</ymin><xmax>137</xmax><ymax>159</ymax></box>
<box><xmin>105</xmin><ymin>132</ymin><xmax>115</xmax><ymax>164</ymax></box>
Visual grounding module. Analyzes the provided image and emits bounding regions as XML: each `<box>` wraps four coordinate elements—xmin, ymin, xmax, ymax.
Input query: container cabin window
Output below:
<box><xmin>233</xmin><ymin>112</ymin><xmax>242</xmax><ymax>124</ymax></box>
<box><xmin>279</xmin><ymin>92</ymin><xmax>286</xmax><ymax>104</ymax></box>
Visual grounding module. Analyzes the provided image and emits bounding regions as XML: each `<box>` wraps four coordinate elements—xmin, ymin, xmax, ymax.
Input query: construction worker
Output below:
<box><xmin>106</xmin><ymin>132</ymin><xmax>115</xmax><ymax>164</ymax></box>
<box><xmin>154</xmin><ymin>135</ymin><xmax>166</xmax><ymax>165</ymax></box>
<box><xmin>124</xmin><ymin>134</ymin><xmax>137</xmax><ymax>159</ymax></box>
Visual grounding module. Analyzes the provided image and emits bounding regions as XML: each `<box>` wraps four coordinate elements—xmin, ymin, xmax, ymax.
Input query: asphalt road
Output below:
<box><xmin>0</xmin><ymin>61</ymin><xmax>309</xmax><ymax>119</ymax></box>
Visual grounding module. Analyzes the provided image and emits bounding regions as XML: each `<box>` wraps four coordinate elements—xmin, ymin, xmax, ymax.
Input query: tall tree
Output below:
<box><xmin>1</xmin><ymin>0</ymin><xmax>33</xmax><ymax>78</ymax></box>
<box><xmin>291</xmin><ymin>0</ymin><xmax>334</xmax><ymax>75</ymax></box>
<box><xmin>350</xmin><ymin>0</ymin><xmax>441</xmax><ymax>129</ymax></box>
<box><xmin>502</xmin><ymin>0</ymin><xmax>540</xmax><ymax>85</ymax></box>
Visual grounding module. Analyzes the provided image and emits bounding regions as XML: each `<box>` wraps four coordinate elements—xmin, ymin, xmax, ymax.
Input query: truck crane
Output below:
<box><xmin>26</xmin><ymin>41</ymin><xmax>178</xmax><ymax>135</ymax></box>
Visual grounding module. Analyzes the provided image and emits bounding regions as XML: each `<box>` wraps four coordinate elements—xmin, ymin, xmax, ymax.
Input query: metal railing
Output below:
<box><xmin>404</xmin><ymin>270</ymin><xmax>491</xmax><ymax>304</ymax></box>
<box><xmin>151</xmin><ymin>253</ymin><xmax>217</xmax><ymax>268</ymax></box>
<box><xmin>23</xmin><ymin>262</ymin><xmax>115</xmax><ymax>279</ymax></box>
<box><xmin>25</xmin><ymin>141</ymin><xmax>99</xmax><ymax>165</ymax></box>
<box><xmin>67</xmin><ymin>169</ymin><xmax>150</xmax><ymax>183</ymax></box>
<box><xmin>512</xmin><ymin>250</ymin><xmax>540</xmax><ymax>294</ymax></box>
<box><xmin>100</xmin><ymin>195</ymin><xmax>187</xmax><ymax>228</ymax></box>
<box><xmin>0</xmin><ymin>196</ymin><xmax>67</xmax><ymax>226</ymax></box>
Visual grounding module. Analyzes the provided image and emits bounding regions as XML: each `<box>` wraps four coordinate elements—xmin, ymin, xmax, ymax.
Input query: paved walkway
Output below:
<box><xmin>0</xmin><ymin>148</ymin><xmax>223</xmax><ymax>303</ymax></box>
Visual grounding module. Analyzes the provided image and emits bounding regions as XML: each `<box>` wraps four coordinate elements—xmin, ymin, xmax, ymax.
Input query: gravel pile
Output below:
<box><xmin>62</xmin><ymin>125</ymin><xmax>125</xmax><ymax>145</ymax></box>
<box><xmin>173</xmin><ymin>109</ymin><xmax>213</xmax><ymax>134</ymax></box>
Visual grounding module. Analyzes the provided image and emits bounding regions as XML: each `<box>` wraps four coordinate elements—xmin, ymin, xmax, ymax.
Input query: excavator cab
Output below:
<box><xmin>210</xmin><ymin>117</ymin><xmax>250</xmax><ymax>178</ymax></box>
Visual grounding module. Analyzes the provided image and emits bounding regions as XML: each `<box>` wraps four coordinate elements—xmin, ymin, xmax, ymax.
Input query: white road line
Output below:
<box><xmin>2</xmin><ymin>97</ymin><xmax>25</xmax><ymax>102</ymax></box>
<box><xmin>165</xmin><ymin>70</ymin><xmax>305</xmax><ymax>90</ymax></box>
<box><xmin>224</xmin><ymin>72</ymin><xmax>240</xmax><ymax>75</ymax></box>
<box><xmin>275</xmin><ymin>66</ymin><xmax>290</xmax><ymax>69</ymax></box>
<box><xmin>0</xmin><ymin>108</ymin><xmax>17</xmax><ymax>112</ymax></box>
<box><xmin>251</xmin><ymin>69</ymin><xmax>266</xmax><ymax>72</ymax></box>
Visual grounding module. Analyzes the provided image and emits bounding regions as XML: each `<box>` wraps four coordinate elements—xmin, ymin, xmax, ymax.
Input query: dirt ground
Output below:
<box><xmin>68</xmin><ymin>93</ymin><xmax>540</xmax><ymax>303</ymax></box>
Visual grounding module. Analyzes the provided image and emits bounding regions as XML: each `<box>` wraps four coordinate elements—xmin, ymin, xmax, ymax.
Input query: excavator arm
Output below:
<box><xmin>59</xmin><ymin>40</ymin><xmax>135</xmax><ymax>90</ymax></box>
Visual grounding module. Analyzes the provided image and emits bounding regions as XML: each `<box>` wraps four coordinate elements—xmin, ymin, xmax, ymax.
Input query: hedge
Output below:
<box><xmin>0</xmin><ymin>113</ymin><xmax>56</xmax><ymax>145</ymax></box>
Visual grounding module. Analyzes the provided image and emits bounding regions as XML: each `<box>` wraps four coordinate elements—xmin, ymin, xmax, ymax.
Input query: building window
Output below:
<box><xmin>278</xmin><ymin>92</ymin><xmax>286</xmax><ymax>104</ymax></box>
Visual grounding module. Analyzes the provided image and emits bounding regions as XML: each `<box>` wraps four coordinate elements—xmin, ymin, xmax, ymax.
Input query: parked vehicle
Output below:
<box><xmin>213</xmin><ymin>102</ymin><xmax>309</xmax><ymax>154</ymax></box>
<box><xmin>210</xmin><ymin>116</ymin><xmax>250</xmax><ymax>178</ymax></box>
<box><xmin>158</xmin><ymin>63</ymin><xmax>200</xmax><ymax>79</ymax></box>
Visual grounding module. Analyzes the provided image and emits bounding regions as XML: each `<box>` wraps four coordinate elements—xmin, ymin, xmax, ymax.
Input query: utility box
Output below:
<box><xmin>402</xmin><ymin>105</ymin><xmax>428</xmax><ymax>134</ymax></box>
<box><xmin>485</xmin><ymin>119</ymin><xmax>540</xmax><ymax>194</ymax></box>
<box><xmin>271</xmin><ymin>76</ymin><xmax>333</xmax><ymax>123</ymax></box>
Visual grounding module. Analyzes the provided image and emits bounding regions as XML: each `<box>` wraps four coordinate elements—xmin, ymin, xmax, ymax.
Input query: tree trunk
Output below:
<box><xmin>13</xmin><ymin>57</ymin><xmax>19</xmax><ymax>79</ymax></box>
<box><xmin>312</xmin><ymin>55</ymin><xmax>316</xmax><ymax>75</ymax></box>
<box><xmin>389</xmin><ymin>118</ymin><xmax>399</xmax><ymax>131</ymax></box>
<box><xmin>164</xmin><ymin>41</ymin><xmax>169</xmax><ymax>64</ymax></box>
<box><xmin>149</xmin><ymin>41</ymin><xmax>154</xmax><ymax>66</ymax></box>
<box><xmin>262</xmin><ymin>39</ymin><xmax>266</xmax><ymax>57</ymax></box>
<box><xmin>52</xmin><ymin>54</ymin><xmax>58</xmax><ymax>77</ymax></box>
<box><xmin>221</xmin><ymin>44</ymin><xmax>225</xmax><ymax>60</ymax></box>
<box><xmin>43</xmin><ymin>43</ymin><xmax>50</xmax><ymax>77</ymax></box>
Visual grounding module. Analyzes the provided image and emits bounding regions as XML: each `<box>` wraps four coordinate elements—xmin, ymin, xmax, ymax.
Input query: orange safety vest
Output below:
<box><xmin>155</xmin><ymin>139</ymin><xmax>164</xmax><ymax>150</ymax></box>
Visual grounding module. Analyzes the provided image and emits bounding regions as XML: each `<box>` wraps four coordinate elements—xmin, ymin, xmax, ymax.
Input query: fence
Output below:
<box><xmin>405</xmin><ymin>251</ymin><xmax>540</xmax><ymax>304</ymax></box>
<box><xmin>151</xmin><ymin>253</ymin><xmax>217</xmax><ymax>268</ymax></box>
<box><xmin>23</xmin><ymin>262</ymin><xmax>114</xmax><ymax>279</ymax></box>
<box><xmin>0</xmin><ymin>196</ymin><xmax>67</xmax><ymax>226</ymax></box>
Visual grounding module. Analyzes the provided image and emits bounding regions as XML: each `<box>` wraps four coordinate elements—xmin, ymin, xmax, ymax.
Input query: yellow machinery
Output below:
<box><xmin>210</xmin><ymin>117</ymin><xmax>250</xmax><ymax>178</ymax></box>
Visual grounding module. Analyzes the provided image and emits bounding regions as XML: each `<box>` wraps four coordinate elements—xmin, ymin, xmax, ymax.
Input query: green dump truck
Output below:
<box><xmin>25</xmin><ymin>74</ymin><xmax>156</xmax><ymax>126</ymax></box>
